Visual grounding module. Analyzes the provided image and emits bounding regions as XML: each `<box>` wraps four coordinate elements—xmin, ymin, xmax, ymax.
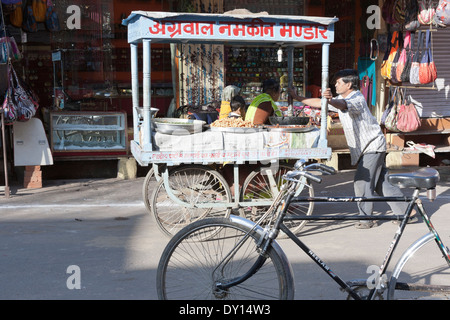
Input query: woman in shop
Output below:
<box><xmin>245</xmin><ymin>79</ymin><xmax>283</xmax><ymax>125</ymax></box>
<box><xmin>219</xmin><ymin>85</ymin><xmax>241</xmax><ymax>119</ymax></box>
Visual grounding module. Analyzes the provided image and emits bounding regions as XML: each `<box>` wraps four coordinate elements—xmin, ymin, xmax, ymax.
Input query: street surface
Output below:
<box><xmin>1</xmin><ymin>168</ymin><xmax>450</xmax><ymax>300</ymax></box>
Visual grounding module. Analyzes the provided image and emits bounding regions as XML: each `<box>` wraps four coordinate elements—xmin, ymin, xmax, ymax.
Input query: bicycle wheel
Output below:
<box><xmin>388</xmin><ymin>233</ymin><xmax>450</xmax><ymax>300</ymax></box>
<box><xmin>241</xmin><ymin>163</ymin><xmax>314</xmax><ymax>236</ymax></box>
<box><xmin>142</xmin><ymin>167</ymin><xmax>155</xmax><ymax>213</ymax></box>
<box><xmin>157</xmin><ymin>217</ymin><xmax>295</xmax><ymax>300</ymax></box>
<box><xmin>150</xmin><ymin>165</ymin><xmax>232</xmax><ymax>237</ymax></box>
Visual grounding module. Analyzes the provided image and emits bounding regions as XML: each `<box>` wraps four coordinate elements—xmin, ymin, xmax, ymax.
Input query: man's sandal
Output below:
<box><xmin>354</xmin><ymin>221</ymin><xmax>378</xmax><ymax>229</ymax></box>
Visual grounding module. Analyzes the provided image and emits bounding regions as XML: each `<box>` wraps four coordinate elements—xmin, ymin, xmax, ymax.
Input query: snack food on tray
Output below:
<box><xmin>210</xmin><ymin>117</ymin><xmax>255</xmax><ymax>128</ymax></box>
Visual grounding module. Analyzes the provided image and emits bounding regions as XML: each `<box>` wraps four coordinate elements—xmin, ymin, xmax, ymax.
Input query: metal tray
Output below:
<box><xmin>153</xmin><ymin>118</ymin><xmax>206</xmax><ymax>135</ymax></box>
<box><xmin>264</xmin><ymin>125</ymin><xmax>316</xmax><ymax>133</ymax></box>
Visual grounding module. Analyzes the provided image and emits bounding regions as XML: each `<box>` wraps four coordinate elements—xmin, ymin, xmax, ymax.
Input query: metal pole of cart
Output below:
<box><xmin>142</xmin><ymin>39</ymin><xmax>153</xmax><ymax>151</ymax></box>
<box><xmin>130</xmin><ymin>43</ymin><xmax>140</xmax><ymax>143</ymax></box>
<box><xmin>318</xmin><ymin>43</ymin><xmax>330</xmax><ymax>148</ymax></box>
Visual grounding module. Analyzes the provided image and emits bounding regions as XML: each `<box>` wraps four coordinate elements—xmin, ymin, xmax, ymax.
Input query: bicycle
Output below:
<box><xmin>156</xmin><ymin>160</ymin><xmax>450</xmax><ymax>300</ymax></box>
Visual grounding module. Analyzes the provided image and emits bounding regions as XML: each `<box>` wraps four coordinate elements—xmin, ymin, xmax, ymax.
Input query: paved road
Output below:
<box><xmin>1</xmin><ymin>169</ymin><xmax>450</xmax><ymax>300</ymax></box>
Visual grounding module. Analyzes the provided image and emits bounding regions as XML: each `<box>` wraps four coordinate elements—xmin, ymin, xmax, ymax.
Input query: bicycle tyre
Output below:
<box><xmin>142</xmin><ymin>167</ymin><xmax>155</xmax><ymax>213</ymax></box>
<box><xmin>387</xmin><ymin>233</ymin><xmax>450</xmax><ymax>300</ymax></box>
<box><xmin>150</xmin><ymin>165</ymin><xmax>232</xmax><ymax>237</ymax></box>
<box><xmin>241</xmin><ymin>163</ymin><xmax>314</xmax><ymax>236</ymax></box>
<box><xmin>157</xmin><ymin>216</ymin><xmax>295</xmax><ymax>300</ymax></box>
<box><xmin>142</xmin><ymin>164</ymin><xmax>169</xmax><ymax>213</ymax></box>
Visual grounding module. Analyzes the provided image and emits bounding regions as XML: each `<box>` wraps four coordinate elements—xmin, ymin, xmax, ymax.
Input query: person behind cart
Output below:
<box><xmin>219</xmin><ymin>85</ymin><xmax>241</xmax><ymax>119</ymax></box>
<box><xmin>228</xmin><ymin>95</ymin><xmax>246</xmax><ymax>119</ymax></box>
<box><xmin>288</xmin><ymin>69</ymin><xmax>415</xmax><ymax>229</ymax></box>
<box><xmin>245</xmin><ymin>79</ymin><xmax>283</xmax><ymax>125</ymax></box>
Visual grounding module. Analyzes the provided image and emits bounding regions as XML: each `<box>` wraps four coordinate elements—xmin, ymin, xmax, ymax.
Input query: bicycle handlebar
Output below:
<box><xmin>284</xmin><ymin>163</ymin><xmax>336</xmax><ymax>185</ymax></box>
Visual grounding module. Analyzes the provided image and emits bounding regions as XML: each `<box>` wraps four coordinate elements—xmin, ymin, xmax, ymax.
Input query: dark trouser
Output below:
<box><xmin>354</xmin><ymin>152</ymin><xmax>408</xmax><ymax>216</ymax></box>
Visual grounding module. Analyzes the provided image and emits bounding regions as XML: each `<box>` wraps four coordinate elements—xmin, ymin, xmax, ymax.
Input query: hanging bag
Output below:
<box><xmin>381</xmin><ymin>31</ymin><xmax>399</xmax><ymax>80</ymax></box>
<box><xmin>419</xmin><ymin>30</ymin><xmax>437</xmax><ymax>84</ymax></box>
<box><xmin>405</xmin><ymin>0</ymin><xmax>421</xmax><ymax>30</ymax></box>
<box><xmin>400</xmin><ymin>32</ymin><xmax>414</xmax><ymax>82</ymax></box>
<box><xmin>22</xmin><ymin>1</ymin><xmax>38</xmax><ymax>32</ymax></box>
<box><xmin>397</xmin><ymin>94</ymin><xmax>421</xmax><ymax>132</ymax></box>
<box><xmin>381</xmin><ymin>87</ymin><xmax>397</xmax><ymax>126</ymax></box>
<box><xmin>32</xmin><ymin>0</ymin><xmax>47</xmax><ymax>22</ymax></box>
<box><xmin>385</xmin><ymin>87</ymin><xmax>401</xmax><ymax>132</ymax></box>
<box><xmin>390</xmin><ymin>31</ymin><xmax>404</xmax><ymax>83</ymax></box>
<box><xmin>382</xmin><ymin>0</ymin><xmax>398</xmax><ymax>24</ymax></box>
<box><xmin>396</xmin><ymin>31</ymin><xmax>410</xmax><ymax>82</ymax></box>
<box><xmin>8</xmin><ymin>63</ymin><xmax>39</xmax><ymax>122</ymax></box>
<box><xmin>44</xmin><ymin>0</ymin><xmax>60</xmax><ymax>32</ymax></box>
<box><xmin>409</xmin><ymin>31</ymin><xmax>424</xmax><ymax>85</ymax></box>
<box><xmin>2</xmin><ymin>86</ymin><xmax>17</xmax><ymax>124</ymax></box>
<box><xmin>434</xmin><ymin>0</ymin><xmax>450</xmax><ymax>26</ymax></box>
<box><xmin>9</xmin><ymin>1</ymin><xmax>23</xmax><ymax>28</ymax></box>
<box><xmin>418</xmin><ymin>0</ymin><xmax>437</xmax><ymax>25</ymax></box>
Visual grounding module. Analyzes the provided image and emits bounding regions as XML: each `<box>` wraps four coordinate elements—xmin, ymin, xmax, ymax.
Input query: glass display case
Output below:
<box><xmin>50</xmin><ymin>112</ymin><xmax>127</xmax><ymax>154</ymax></box>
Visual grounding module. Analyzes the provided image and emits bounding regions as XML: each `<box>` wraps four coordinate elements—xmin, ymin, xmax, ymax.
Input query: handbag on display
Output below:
<box><xmin>419</xmin><ymin>30</ymin><xmax>437</xmax><ymax>84</ymax></box>
<box><xmin>32</xmin><ymin>0</ymin><xmax>47</xmax><ymax>22</ymax></box>
<box><xmin>395</xmin><ymin>31</ymin><xmax>410</xmax><ymax>82</ymax></box>
<box><xmin>409</xmin><ymin>31</ymin><xmax>424</xmax><ymax>85</ymax></box>
<box><xmin>434</xmin><ymin>0</ymin><xmax>450</xmax><ymax>26</ymax></box>
<box><xmin>5</xmin><ymin>63</ymin><xmax>39</xmax><ymax>122</ymax></box>
<box><xmin>405</xmin><ymin>0</ymin><xmax>421</xmax><ymax>30</ymax></box>
<box><xmin>45</xmin><ymin>0</ymin><xmax>60</xmax><ymax>32</ymax></box>
<box><xmin>384</xmin><ymin>88</ymin><xmax>400</xmax><ymax>132</ymax></box>
<box><xmin>381</xmin><ymin>31</ymin><xmax>399</xmax><ymax>80</ymax></box>
<box><xmin>390</xmin><ymin>31</ymin><xmax>403</xmax><ymax>83</ymax></box>
<box><xmin>2</xmin><ymin>86</ymin><xmax>17</xmax><ymax>124</ymax></box>
<box><xmin>418</xmin><ymin>0</ymin><xmax>437</xmax><ymax>25</ymax></box>
<box><xmin>400</xmin><ymin>32</ymin><xmax>414</xmax><ymax>82</ymax></box>
<box><xmin>381</xmin><ymin>87</ymin><xmax>397</xmax><ymax>126</ymax></box>
<box><xmin>396</xmin><ymin>89</ymin><xmax>421</xmax><ymax>132</ymax></box>
<box><xmin>0</xmin><ymin>36</ymin><xmax>22</xmax><ymax>63</ymax></box>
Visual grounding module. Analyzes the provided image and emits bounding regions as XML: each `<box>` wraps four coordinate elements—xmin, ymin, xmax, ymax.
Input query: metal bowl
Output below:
<box><xmin>269</xmin><ymin>116</ymin><xmax>310</xmax><ymax>125</ymax></box>
<box><xmin>152</xmin><ymin>118</ymin><xmax>206</xmax><ymax>135</ymax></box>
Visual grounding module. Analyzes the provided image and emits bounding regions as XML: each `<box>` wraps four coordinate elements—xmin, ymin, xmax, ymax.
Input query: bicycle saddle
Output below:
<box><xmin>388</xmin><ymin>167</ymin><xmax>439</xmax><ymax>189</ymax></box>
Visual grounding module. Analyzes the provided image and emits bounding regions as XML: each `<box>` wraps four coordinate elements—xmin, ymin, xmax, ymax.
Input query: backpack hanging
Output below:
<box><xmin>419</xmin><ymin>30</ymin><xmax>437</xmax><ymax>84</ymax></box>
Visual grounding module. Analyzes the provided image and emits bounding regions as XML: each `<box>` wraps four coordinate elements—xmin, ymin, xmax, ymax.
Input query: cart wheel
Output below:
<box><xmin>142</xmin><ymin>164</ymin><xmax>168</xmax><ymax>213</ymax></box>
<box><xmin>240</xmin><ymin>163</ymin><xmax>314</xmax><ymax>237</ymax></box>
<box><xmin>150</xmin><ymin>165</ymin><xmax>232</xmax><ymax>237</ymax></box>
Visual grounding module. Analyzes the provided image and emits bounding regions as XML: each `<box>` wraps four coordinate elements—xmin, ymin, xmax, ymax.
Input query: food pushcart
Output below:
<box><xmin>122</xmin><ymin>11</ymin><xmax>338</xmax><ymax>236</ymax></box>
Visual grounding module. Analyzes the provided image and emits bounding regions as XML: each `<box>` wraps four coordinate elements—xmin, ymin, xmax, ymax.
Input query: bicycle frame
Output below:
<box><xmin>217</xmin><ymin>180</ymin><xmax>450</xmax><ymax>300</ymax></box>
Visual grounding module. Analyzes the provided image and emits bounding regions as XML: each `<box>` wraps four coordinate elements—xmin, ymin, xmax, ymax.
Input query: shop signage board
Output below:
<box><xmin>124</xmin><ymin>11</ymin><xmax>337</xmax><ymax>45</ymax></box>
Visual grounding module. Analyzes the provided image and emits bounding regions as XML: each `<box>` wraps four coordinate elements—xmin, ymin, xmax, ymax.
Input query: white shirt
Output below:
<box><xmin>329</xmin><ymin>90</ymin><xmax>386</xmax><ymax>165</ymax></box>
